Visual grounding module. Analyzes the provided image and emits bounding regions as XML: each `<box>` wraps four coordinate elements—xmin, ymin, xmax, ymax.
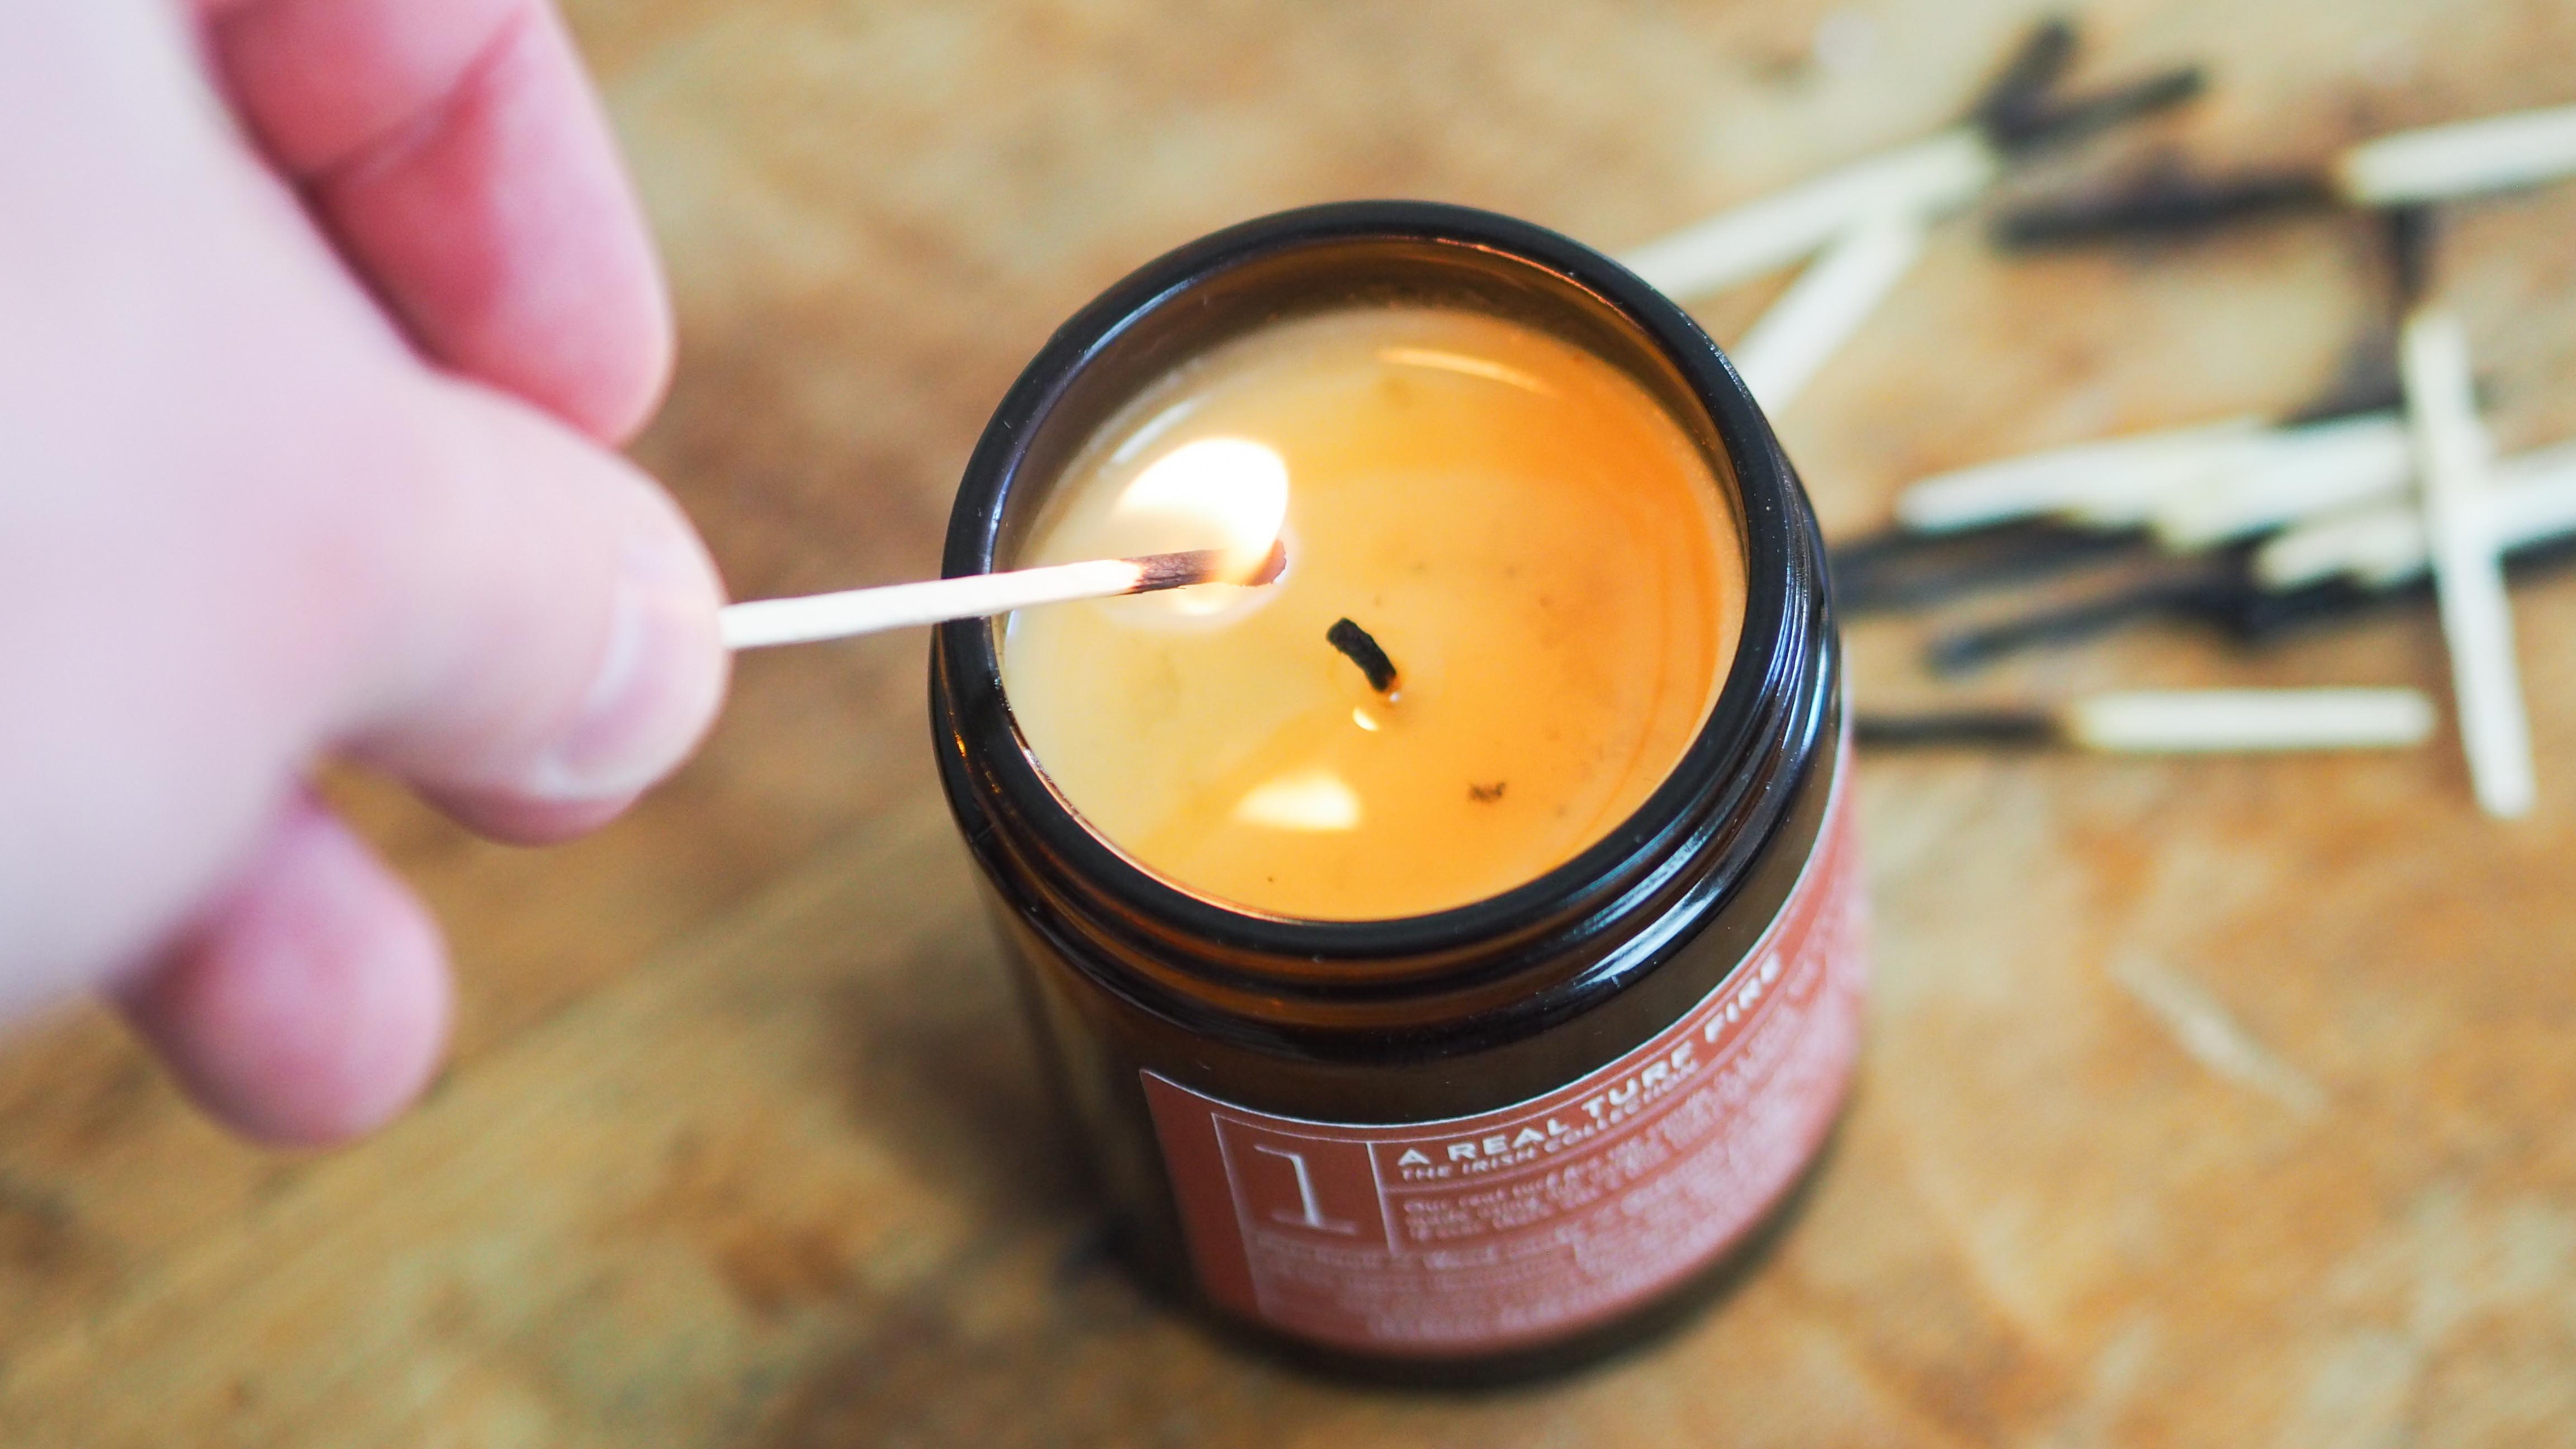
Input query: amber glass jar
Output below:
<box><xmin>931</xmin><ymin>202</ymin><xmax>1862</xmax><ymax>1384</ymax></box>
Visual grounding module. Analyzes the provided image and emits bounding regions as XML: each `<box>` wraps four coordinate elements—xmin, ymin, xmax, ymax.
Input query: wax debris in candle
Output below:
<box><xmin>999</xmin><ymin>306</ymin><xmax>1742</xmax><ymax>920</ymax></box>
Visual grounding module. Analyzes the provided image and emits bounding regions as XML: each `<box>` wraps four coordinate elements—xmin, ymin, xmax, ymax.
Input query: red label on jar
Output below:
<box><xmin>1141</xmin><ymin>770</ymin><xmax>1868</xmax><ymax>1356</ymax></box>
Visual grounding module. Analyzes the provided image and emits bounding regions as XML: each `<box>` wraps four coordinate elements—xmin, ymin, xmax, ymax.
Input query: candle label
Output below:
<box><xmin>1142</xmin><ymin>765</ymin><xmax>1867</xmax><ymax>1356</ymax></box>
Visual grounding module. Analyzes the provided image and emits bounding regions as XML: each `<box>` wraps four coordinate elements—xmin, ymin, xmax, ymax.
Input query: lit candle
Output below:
<box><xmin>997</xmin><ymin>306</ymin><xmax>1742</xmax><ymax>920</ymax></box>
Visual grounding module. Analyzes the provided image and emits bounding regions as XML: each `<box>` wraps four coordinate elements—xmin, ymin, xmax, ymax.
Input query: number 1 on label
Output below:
<box><xmin>1252</xmin><ymin>1144</ymin><xmax>1357</xmax><ymax>1233</ymax></box>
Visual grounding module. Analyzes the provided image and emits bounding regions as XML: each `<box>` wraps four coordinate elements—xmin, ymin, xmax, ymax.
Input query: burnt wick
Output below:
<box><xmin>1327</xmin><ymin>617</ymin><xmax>1401</xmax><ymax>694</ymax></box>
<box><xmin>1468</xmin><ymin>782</ymin><xmax>1508</xmax><ymax>803</ymax></box>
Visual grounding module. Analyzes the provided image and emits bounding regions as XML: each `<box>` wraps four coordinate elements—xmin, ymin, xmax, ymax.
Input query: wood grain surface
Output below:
<box><xmin>9</xmin><ymin>1</ymin><xmax>2576</xmax><ymax>1443</ymax></box>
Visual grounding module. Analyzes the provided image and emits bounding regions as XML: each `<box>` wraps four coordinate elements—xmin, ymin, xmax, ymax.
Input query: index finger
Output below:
<box><xmin>198</xmin><ymin>0</ymin><xmax>672</xmax><ymax>443</ymax></box>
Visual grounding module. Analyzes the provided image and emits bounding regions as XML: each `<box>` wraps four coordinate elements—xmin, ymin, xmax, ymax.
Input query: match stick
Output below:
<box><xmin>2337</xmin><ymin>104</ymin><xmax>2576</xmax><ymax>207</ymax></box>
<box><xmin>1732</xmin><ymin>207</ymin><xmax>1929</xmax><ymax>411</ymax></box>
<box><xmin>1895</xmin><ymin>383</ymin><xmax>2441</xmax><ymax>539</ymax></box>
<box><xmin>2402</xmin><ymin>309</ymin><xmax>2535</xmax><ymax>816</ymax></box>
<box><xmin>2000</xmin><ymin>103</ymin><xmax>2576</xmax><ymax>245</ymax></box>
<box><xmin>2256</xmin><ymin>439</ymin><xmax>2576</xmax><ymax>590</ymax></box>
<box><xmin>2146</xmin><ymin>411</ymin><xmax>2412</xmax><ymax>550</ymax></box>
<box><xmin>719</xmin><ymin>543</ymin><xmax>1286</xmax><ymax>650</ymax></box>
<box><xmin>1893</xmin><ymin>416</ymin><xmax>2270</xmax><ymax>533</ymax></box>
<box><xmin>1857</xmin><ymin>688</ymin><xmax>2437</xmax><ymax>754</ymax></box>
<box><xmin>1620</xmin><ymin>130</ymin><xmax>1995</xmax><ymax>301</ymax></box>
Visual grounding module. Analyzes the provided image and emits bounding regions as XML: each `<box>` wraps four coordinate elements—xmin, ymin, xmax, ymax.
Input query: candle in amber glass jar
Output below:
<box><xmin>934</xmin><ymin>204</ymin><xmax>1862</xmax><ymax>1382</ymax></box>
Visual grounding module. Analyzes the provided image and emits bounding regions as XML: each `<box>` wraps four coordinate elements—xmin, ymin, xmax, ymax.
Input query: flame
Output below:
<box><xmin>1233</xmin><ymin>767</ymin><xmax>1362</xmax><ymax>832</ymax></box>
<box><xmin>1114</xmin><ymin>436</ymin><xmax>1291</xmax><ymax>583</ymax></box>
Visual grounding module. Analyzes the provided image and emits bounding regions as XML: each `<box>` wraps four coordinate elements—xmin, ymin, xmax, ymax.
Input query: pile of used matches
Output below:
<box><xmin>1616</xmin><ymin>18</ymin><xmax>2576</xmax><ymax>818</ymax></box>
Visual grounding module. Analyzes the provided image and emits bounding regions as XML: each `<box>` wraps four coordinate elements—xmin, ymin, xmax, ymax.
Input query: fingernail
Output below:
<box><xmin>522</xmin><ymin>524</ymin><xmax>727</xmax><ymax>802</ymax></box>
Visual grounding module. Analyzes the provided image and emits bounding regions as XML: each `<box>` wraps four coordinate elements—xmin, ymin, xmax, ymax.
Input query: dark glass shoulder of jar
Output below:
<box><xmin>930</xmin><ymin>201</ymin><xmax>1846</xmax><ymax>1382</ymax></box>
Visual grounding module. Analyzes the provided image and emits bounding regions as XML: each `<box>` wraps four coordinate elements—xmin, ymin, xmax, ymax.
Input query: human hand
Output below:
<box><xmin>0</xmin><ymin>0</ymin><xmax>727</xmax><ymax>1142</ymax></box>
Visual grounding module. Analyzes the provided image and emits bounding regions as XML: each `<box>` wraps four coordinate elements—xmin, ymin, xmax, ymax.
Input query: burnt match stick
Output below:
<box><xmin>1999</xmin><ymin>103</ymin><xmax>2576</xmax><ymax>246</ymax></box>
<box><xmin>1915</xmin><ymin>496</ymin><xmax>2576</xmax><ymax>672</ymax></box>
<box><xmin>721</xmin><ymin>542</ymin><xmax>1287</xmax><ymax>650</ymax></box>
<box><xmin>1620</xmin><ymin>19</ymin><xmax>2200</xmax><ymax>301</ymax></box>
<box><xmin>1858</xmin><ymin>689</ymin><xmax>2437</xmax><ymax>754</ymax></box>
<box><xmin>1830</xmin><ymin>519</ymin><xmax>2147</xmax><ymax>615</ymax></box>
<box><xmin>1923</xmin><ymin>558</ymin><xmax>2245</xmax><ymax>674</ymax></box>
<box><xmin>1994</xmin><ymin>169</ymin><xmax>2334</xmax><ymax>245</ymax></box>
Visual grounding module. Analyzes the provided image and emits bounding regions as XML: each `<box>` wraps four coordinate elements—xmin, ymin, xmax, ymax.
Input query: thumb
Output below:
<box><xmin>339</xmin><ymin>373</ymin><xmax>729</xmax><ymax>840</ymax></box>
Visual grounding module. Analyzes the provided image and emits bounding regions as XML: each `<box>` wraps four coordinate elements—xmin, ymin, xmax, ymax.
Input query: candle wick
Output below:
<box><xmin>1326</xmin><ymin>617</ymin><xmax>1401</xmax><ymax>694</ymax></box>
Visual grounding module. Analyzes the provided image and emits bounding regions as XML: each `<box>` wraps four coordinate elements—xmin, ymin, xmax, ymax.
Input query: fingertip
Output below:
<box><xmin>585</xmin><ymin>258</ymin><xmax>674</xmax><ymax>447</ymax></box>
<box><xmin>119</xmin><ymin>796</ymin><xmax>452</xmax><ymax>1147</ymax></box>
<box><xmin>222</xmin><ymin>0</ymin><xmax>676</xmax><ymax>442</ymax></box>
<box><xmin>512</xmin><ymin>484</ymin><xmax>730</xmax><ymax>804</ymax></box>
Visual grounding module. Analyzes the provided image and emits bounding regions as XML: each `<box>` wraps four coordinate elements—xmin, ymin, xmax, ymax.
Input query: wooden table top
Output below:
<box><xmin>10</xmin><ymin>1</ymin><xmax>2576</xmax><ymax>1443</ymax></box>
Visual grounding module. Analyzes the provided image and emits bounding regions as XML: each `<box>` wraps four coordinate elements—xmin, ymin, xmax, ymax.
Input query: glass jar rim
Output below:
<box><xmin>932</xmin><ymin>200</ymin><xmax>1829</xmax><ymax>1001</ymax></box>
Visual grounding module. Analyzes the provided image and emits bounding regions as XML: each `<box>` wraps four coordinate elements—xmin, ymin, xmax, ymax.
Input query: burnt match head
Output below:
<box><xmin>2388</xmin><ymin>204</ymin><xmax>2438</xmax><ymax>312</ymax></box>
<box><xmin>1127</xmin><ymin>540</ymin><xmax>1291</xmax><ymax>593</ymax></box>
<box><xmin>1969</xmin><ymin>17</ymin><xmax>2205</xmax><ymax>157</ymax></box>
<box><xmin>1993</xmin><ymin>167</ymin><xmax>2334</xmax><ymax>248</ymax></box>
<box><xmin>1327</xmin><ymin>617</ymin><xmax>1401</xmax><ymax>694</ymax></box>
<box><xmin>1853</xmin><ymin>708</ymin><xmax>2059</xmax><ymax>750</ymax></box>
<box><xmin>1244</xmin><ymin>539</ymin><xmax>1290</xmax><ymax>586</ymax></box>
<box><xmin>1971</xmin><ymin>17</ymin><xmax>2077</xmax><ymax>135</ymax></box>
